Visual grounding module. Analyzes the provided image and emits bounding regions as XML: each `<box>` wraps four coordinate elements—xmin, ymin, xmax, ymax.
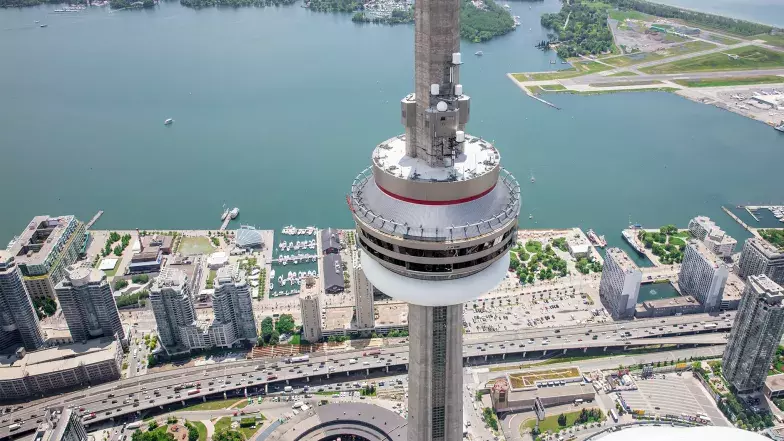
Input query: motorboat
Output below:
<box><xmin>164</xmin><ymin>118</ymin><xmax>174</xmax><ymax>125</ymax></box>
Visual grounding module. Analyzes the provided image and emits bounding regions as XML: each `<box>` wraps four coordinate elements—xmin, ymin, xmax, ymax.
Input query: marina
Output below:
<box><xmin>277</xmin><ymin>239</ymin><xmax>317</xmax><ymax>252</ymax></box>
<box><xmin>273</xmin><ymin>253</ymin><xmax>318</xmax><ymax>265</ymax></box>
<box><xmin>281</xmin><ymin>225</ymin><xmax>317</xmax><ymax>236</ymax></box>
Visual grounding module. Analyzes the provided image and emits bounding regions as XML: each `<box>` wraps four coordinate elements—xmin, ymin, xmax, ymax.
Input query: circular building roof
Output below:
<box><xmin>265</xmin><ymin>402</ymin><xmax>406</xmax><ymax>441</ymax></box>
<box><xmin>599</xmin><ymin>425</ymin><xmax>768</xmax><ymax>441</ymax></box>
<box><xmin>235</xmin><ymin>226</ymin><xmax>262</xmax><ymax>248</ymax></box>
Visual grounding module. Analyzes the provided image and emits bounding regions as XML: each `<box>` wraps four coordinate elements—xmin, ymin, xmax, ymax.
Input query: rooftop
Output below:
<box><xmin>748</xmin><ymin>274</ymin><xmax>784</xmax><ymax>303</ymax></box>
<box><xmin>235</xmin><ymin>226</ymin><xmax>263</xmax><ymax>248</ymax></box>
<box><xmin>154</xmin><ymin>267</ymin><xmax>188</xmax><ymax>291</ymax></box>
<box><xmin>607</xmin><ymin>247</ymin><xmax>639</xmax><ymax>272</ymax></box>
<box><xmin>689</xmin><ymin>239</ymin><xmax>726</xmax><ymax>268</ymax></box>
<box><xmin>0</xmin><ymin>338</ymin><xmax>118</xmax><ymax>380</ymax></box>
<box><xmin>375</xmin><ymin>302</ymin><xmax>408</xmax><ymax>327</ymax></box>
<box><xmin>322</xmin><ymin>254</ymin><xmax>345</xmax><ymax>290</ymax></box>
<box><xmin>599</xmin><ymin>425</ymin><xmax>767</xmax><ymax>441</ymax></box>
<box><xmin>766</xmin><ymin>373</ymin><xmax>784</xmax><ymax>392</ymax></box>
<box><xmin>749</xmin><ymin>237</ymin><xmax>784</xmax><ymax>257</ymax></box>
<box><xmin>372</xmin><ymin>134</ymin><xmax>499</xmax><ymax>182</ymax></box>
<box><xmin>323</xmin><ymin>306</ymin><xmax>353</xmax><ymax>331</ymax></box>
<box><xmin>9</xmin><ymin>215</ymin><xmax>78</xmax><ymax>268</ymax></box>
<box><xmin>266</xmin><ymin>402</ymin><xmax>407</xmax><ymax>441</ymax></box>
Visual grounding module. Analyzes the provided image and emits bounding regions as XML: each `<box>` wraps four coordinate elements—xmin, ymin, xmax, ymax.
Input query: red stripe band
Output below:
<box><xmin>377</xmin><ymin>183</ymin><xmax>496</xmax><ymax>205</ymax></box>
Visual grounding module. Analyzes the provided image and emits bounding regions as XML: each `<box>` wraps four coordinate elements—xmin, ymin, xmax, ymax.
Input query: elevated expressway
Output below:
<box><xmin>1</xmin><ymin>312</ymin><xmax>734</xmax><ymax>439</ymax></box>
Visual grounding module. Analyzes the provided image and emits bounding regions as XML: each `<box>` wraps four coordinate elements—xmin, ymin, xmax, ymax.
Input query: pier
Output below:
<box><xmin>722</xmin><ymin>206</ymin><xmax>754</xmax><ymax>235</ymax></box>
<box><xmin>86</xmin><ymin>210</ymin><xmax>103</xmax><ymax>229</ymax></box>
<box><xmin>219</xmin><ymin>216</ymin><xmax>231</xmax><ymax>231</ymax></box>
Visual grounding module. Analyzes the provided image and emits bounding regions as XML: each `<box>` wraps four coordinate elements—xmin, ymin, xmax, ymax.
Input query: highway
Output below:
<box><xmin>0</xmin><ymin>312</ymin><xmax>734</xmax><ymax>439</ymax></box>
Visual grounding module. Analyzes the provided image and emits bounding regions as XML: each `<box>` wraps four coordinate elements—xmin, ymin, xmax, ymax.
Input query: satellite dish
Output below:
<box><xmin>436</xmin><ymin>101</ymin><xmax>448</xmax><ymax>112</ymax></box>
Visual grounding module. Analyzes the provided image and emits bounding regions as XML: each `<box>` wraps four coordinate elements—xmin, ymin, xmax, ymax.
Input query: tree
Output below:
<box><xmin>114</xmin><ymin>245</ymin><xmax>123</xmax><ymax>256</ymax></box>
<box><xmin>275</xmin><ymin>314</ymin><xmax>296</xmax><ymax>335</ymax></box>
<box><xmin>148</xmin><ymin>421</ymin><xmax>159</xmax><ymax>431</ymax></box>
<box><xmin>184</xmin><ymin>423</ymin><xmax>199</xmax><ymax>441</ymax></box>
<box><xmin>269</xmin><ymin>330</ymin><xmax>280</xmax><ymax>345</ymax></box>
<box><xmin>213</xmin><ymin>429</ymin><xmax>243</xmax><ymax>441</ymax></box>
<box><xmin>114</xmin><ymin>279</ymin><xmax>129</xmax><ymax>290</ymax></box>
<box><xmin>557</xmin><ymin>413</ymin><xmax>567</xmax><ymax>426</ymax></box>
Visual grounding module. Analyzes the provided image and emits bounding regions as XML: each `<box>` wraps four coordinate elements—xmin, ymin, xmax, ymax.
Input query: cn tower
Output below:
<box><xmin>347</xmin><ymin>0</ymin><xmax>520</xmax><ymax>437</ymax></box>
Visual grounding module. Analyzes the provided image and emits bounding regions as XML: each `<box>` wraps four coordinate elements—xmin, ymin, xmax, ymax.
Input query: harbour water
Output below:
<box><xmin>1</xmin><ymin>0</ymin><xmax>783</xmax><ymax>264</ymax></box>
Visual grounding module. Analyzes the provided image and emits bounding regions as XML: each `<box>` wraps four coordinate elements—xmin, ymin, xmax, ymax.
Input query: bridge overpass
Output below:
<box><xmin>0</xmin><ymin>312</ymin><xmax>733</xmax><ymax>438</ymax></box>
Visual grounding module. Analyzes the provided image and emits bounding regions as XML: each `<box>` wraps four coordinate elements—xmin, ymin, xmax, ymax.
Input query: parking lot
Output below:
<box><xmin>619</xmin><ymin>374</ymin><xmax>728</xmax><ymax>426</ymax></box>
<box><xmin>464</xmin><ymin>286</ymin><xmax>606</xmax><ymax>333</ymax></box>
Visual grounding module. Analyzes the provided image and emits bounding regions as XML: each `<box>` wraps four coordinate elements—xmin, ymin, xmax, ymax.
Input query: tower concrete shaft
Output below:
<box><xmin>407</xmin><ymin>304</ymin><xmax>464</xmax><ymax>441</ymax></box>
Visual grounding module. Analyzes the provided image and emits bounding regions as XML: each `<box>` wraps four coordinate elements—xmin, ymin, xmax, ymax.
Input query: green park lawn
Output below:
<box><xmin>608</xmin><ymin>9</ymin><xmax>653</xmax><ymax>22</ymax></box>
<box><xmin>214</xmin><ymin>417</ymin><xmax>262</xmax><ymax>440</ymax></box>
<box><xmin>526</xmin><ymin>61</ymin><xmax>612</xmax><ymax>81</ymax></box>
<box><xmin>753</xmin><ymin>33</ymin><xmax>784</xmax><ymax>48</ymax></box>
<box><xmin>522</xmin><ymin>409</ymin><xmax>602</xmax><ymax>433</ymax></box>
<box><xmin>603</xmin><ymin>41</ymin><xmax>715</xmax><ymax>68</ymax></box>
<box><xmin>181</xmin><ymin>398</ymin><xmax>243</xmax><ymax>411</ymax></box>
<box><xmin>179</xmin><ymin>236</ymin><xmax>215</xmax><ymax>255</ymax></box>
<box><xmin>642</xmin><ymin>45</ymin><xmax>784</xmax><ymax>74</ymax></box>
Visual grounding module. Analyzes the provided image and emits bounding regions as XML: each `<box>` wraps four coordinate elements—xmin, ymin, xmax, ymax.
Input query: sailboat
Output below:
<box><xmin>530</xmin><ymin>172</ymin><xmax>536</xmax><ymax>183</ymax></box>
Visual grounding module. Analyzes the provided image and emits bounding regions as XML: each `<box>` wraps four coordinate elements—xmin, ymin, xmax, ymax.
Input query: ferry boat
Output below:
<box><xmin>587</xmin><ymin>229</ymin><xmax>607</xmax><ymax>248</ymax></box>
<box><xmin>230</xmin><ymin>207</ymin><xmax>239</xmax><ymax>219</ymax></box>
<box><xmin>221</xmin><ymin>208</ymin><xmax>229</xmax><ymax>221</ymax></box>
<box><xmin>621</xmin><ymin>224</ymin><xmax>646</xmax><ymax>255</ymax></box>
<box><xmin>164</xmin><ymin>118</ymin><xmax>174</xmax><ymax>125</ymax></box>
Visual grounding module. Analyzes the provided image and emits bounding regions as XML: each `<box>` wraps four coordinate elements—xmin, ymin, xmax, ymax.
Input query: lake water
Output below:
<box><xmin>653</xmin><ymin>0</ymin><xmax>784</xmax><ymax>28</ymax></box>
<box><xmin>1</xmin><ymin>0</ymin><xmax>783</xmax><ymax>265</ymax></box>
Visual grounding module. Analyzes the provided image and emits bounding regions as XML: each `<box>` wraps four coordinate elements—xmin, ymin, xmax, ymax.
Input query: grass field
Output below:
<box><xmin>607</xmin><ymin>71</ymin><xmax>639</xmax><ymax>76</ymax></box>
<box><xmin>526</xmin><ymin>61</ymin><xmax>612</xmax><ymax>81</ymax></box>
<box><xmin>589</xmin><ymin>80</ymin><xmax>663</xmax><ymax>87</ymax></box>
<box><xmin>189</xmin><ymin>421</ymin><xmax>208</xmax><ymax>441</ymax></box>
<box><xmin>181</xmin><ymin>398</ymin><xmax>244</xmax><ymax>411</ymax></box>
<box><xmin>642</xmin><ymin>45</ymin><xmax>784</xmax><ymax>74</ymax></box>
<box><xmin>753</xmin><ymin>33</ymin><xmax>784</xmax><ymax>48</ymax></box>
<box><xmin>704</xmin><ymin>33</ymin><xmax>741</xmax><ymax>45</ymax></box>
<box><xmin>540</xmin><ymin>84</ymin><xmax>566</xmax><ymax>91</ymax></box>
<box><xmin>179</xmin><ymin>236</ymin><xmax>215</xmax><ymax>255</ymax></box>
<box><xmin>674</xmin><ymin>75</ymin><xmax>784</xmax><ymax>87</ymax></box>
<box><xmin>521</xmin><ymin>409</ymin><xmax>602</xmax><ymax>433</ymax></box>
<box><xmin>214</xmin><ymin>416</ymin><xmax>263</xmax><ymax>440</ymax></box>
<box><xmin>508</xmin><ymin>367</ymin><xmax>581</xmax><ymax>389</ymax></box>
<box><xmin>603</xmin><ymin>41</ymin><xmax>715</xmax><ymax>68</ymax></box>
<box><xmin>609</xmin><ymin>9</ymin><xmax>653</xmax><ymax>22</ymax></box>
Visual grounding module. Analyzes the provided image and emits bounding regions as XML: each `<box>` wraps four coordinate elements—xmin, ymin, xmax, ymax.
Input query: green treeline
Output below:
<box><xmin>604</xmin><ymin>0</ymin><xmax>774</xmax><ymax>36</ymax></box>
<box><xmin>0</xmin><ymin>0</ymin><xmax>84</xmax><ymax>6</ymax></box>
<box><xmin>110</xmin><ymin>0</ymin><xmax>154</xmax><ymax>9</ymax></box>
<box><xmin>460</xmin><ymin>0</ymin><xmax>515</xmax><ymax>43</ymax></box>
<box><xmin>307</xmin><ymin>0</ymin><xmax>360</xmax><ymax>13</ymax></box>
<box><xmin>181</xmin><ymin>0</ymin><xmax>293</xmax><ymax>8</ymax></box>
<box><xmin>352</xmin><ymin>9</ymin><xmax>413</xmax><ymax>24</ymax></box>
<box><xmin>541</xmin><ymin>1</ymin><xmax>613</xmax><ymax>58</ymax></box>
